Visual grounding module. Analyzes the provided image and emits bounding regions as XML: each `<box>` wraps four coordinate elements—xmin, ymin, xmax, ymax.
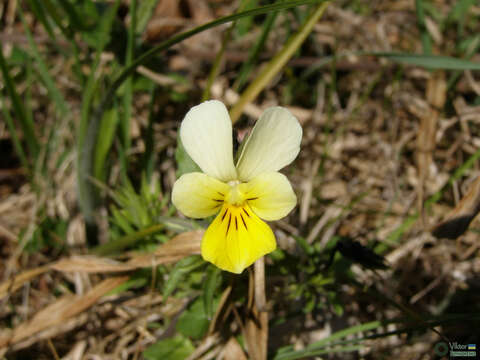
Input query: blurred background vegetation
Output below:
<box><xmin>1</xmin><ymin>0</ymin><xmax>480</xmax><ymax>359</ymax></box>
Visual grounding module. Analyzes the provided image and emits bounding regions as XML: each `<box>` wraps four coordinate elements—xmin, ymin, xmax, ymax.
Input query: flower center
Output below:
<box><xmin>225</xmin><ymin>181</ymin><xmax>246</xmax><ymax>206</ymax></box>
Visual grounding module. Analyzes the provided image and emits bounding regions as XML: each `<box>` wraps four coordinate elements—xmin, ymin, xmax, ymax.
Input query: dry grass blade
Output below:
<box><xmin>0</xmin><ymin>276</ymin><xmax>129</xmax><ymax>349</ymax></box>
<box><xmin>221</xmin><ymin>337</ymin><xmax>248</xmax><ymax>360</ymax></box>
<box><xmin>1</xmin><ymin>231</ymin><xmax>202</xmax><ymax>304</ymax></box>
<box><xmin>8</xmin><ymin>315</ymin><xmax>89</xmax><ymax>353</ymax></box>
<box><xmin>126</xmin><ymin>229</ymin><xmax>203</xmax><ymax>267</ymax></box>
<box><xmin>185</xmin><ymin>333</ymin><xmax>220</xmax><ymax>360</ymax></box>
<box><xmin>244</xmin><ymin>308</ymin><xmax>268</xmax><ymax>360</ymax></box>
<box><xmin>244</xmin><ymin>258</ymin><xmax>268</xmax><ymax>360</ymax></box>
<box><xmin>417</xmin><ymin>71</ymin><xmax>446</xmax><ymax>226</ymax></box>
<box><xmin>254</xmin><ymin>257</ymin><xmax>266</xmax><ymax>312</ymax></box>
<box><xmin>151</xmin><ymin>230</ymin><xmax>203</xmax><ymax>256</ymax></box>
<box><xmin>0</xmin><ymin>265</ymin><xmax>50</xmax><ymax>300</ymax></box>
<box><xmin>54</xmin><ymin>230</ymin><xmax>203</xmax><ymax>273</ymax></box>
<box><xmin>51</xmin><ymin>256</ymin><xmax>138</xmax><ymax>273</ymax></box>
<box><xmin>432</xmin><ymin>175</ymin><xmax>480</xmax><ymax>239</ymax></box>
<box><xmin>208</xmin><ymin>284</ymin><xmax>232</xmax><ymax>334</ymax></box>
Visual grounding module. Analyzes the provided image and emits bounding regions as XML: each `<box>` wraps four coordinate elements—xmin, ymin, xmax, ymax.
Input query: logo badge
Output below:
<box><xmin>434</xmin><ymin>342</ymin><xmax>449</xmax><ymax>356</ymax></box>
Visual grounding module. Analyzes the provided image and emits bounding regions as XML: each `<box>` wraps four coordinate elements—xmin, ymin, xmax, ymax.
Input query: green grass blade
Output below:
<box><xmin>78</xmin><ymin>2</ymin><xmax>120</xmax><ymax>148</ymax></box>
<box><xmin>57</xmin><ymin>0</ymin><xmax>89</xmax><ymax>32</ymax></box>
<box><xmin>202</xmin><ymin>0</ymin><xmax>263</xmax><ymax>100</ymax></box>
<box><xmin>300</xmin><ymin>51</ymin><xmax>480</xmax><ymax>78</ymax></box>
<box><xmin>415</xmin><ymin>0</ymin><xmax>432</xmax><ymax>54</ymax></box>
<box><xmin>235</xmin><ymin>0</ymin><xmax>258</xmax><ymax>36</ymax></box>
<box><xmin>26</xmin><ymin>0</ymin><xmax>56</xmax><ymax>40</ymax></box>
<box><xmin>32</xmin><ymin>0</ymin><xmax>84</xmax><ymax>87</ymax></box>
<box><xmin>77</xmin><ymin>0</ymin><xmax>121</xmax><ymax>226</ymax></box>
<box><xmin>164</xmin><ymin>256</ymin><xmax>205</xmax><ymax>299</ymax></box>
<box><xmin>121</xmin><ymin>0</ymin><xmax>137</xmax><ymax>158</ymax></box>
<box><xmin>234</xmin><ymin>9</ymin><xmax>278</xmax><ymax>92</ymax></box>
<box><xmin>229</xmin><ymin>1</ymin><xmax>330</xmax><ymax>123</ymax></box>
<box><xmin>202</xmin><ymin>265</ymin><xmax>221</xmax><ymax>318</ymax></box>
<box><xmin>275</xmin><ymin>345</ymin><xmax>363</xmax><ymax>360</ymax></box>
<box><xmin>142</xmin><ymin>85</ymin><xmax>157</xmax><ymax>181</ymax></box>
<box><xmin>307</xmin><ymin>321</ymin><xmax>383</xmax><ymax>349</ymax></box>
<box><xmin>448</xmin><ymin>0</ymin><xmax>476</xmax><ymax>36</ymax></box>
<box><xmin>91</xmin><ymin>224</ymin><xmax>164</xmax><ymax>256</ymax></box>
<box><xmin>93</xmin><ymin>107</ymin><xmax>119</xmax><ymax>182</ymax></box>
<box><xmin>448</xmin><ymin>0</ymin><xmax>476</xmax><ymax>21</ymax></box>
<box><xmin>372</xmin><ymin>52</ymin><xmax>480</xmax><ymax>70</ymax></box>
<box><xmin>202</xmin><ymin>21</ymin><xmax>235</xmax><ymax>101</ymax></box>
<box><xmin>447</xmin><ymin>35</ymin><xmax>480</xmax><ymax>90</ymax></box>
<box><xmin>0</xmin><ymin>49</ymin><xmax>39</xmax><ymax>157</ymax></box>
<box><xmin>136</xmin><ymin>0</ymin><xmax>158</xmax><ymax>34</ymax></box>
<box><xmin>18</xmin><ymin>7</ymin><xmax>69</xmax><ymax>116</ymax></box>
<box><xmin>41</xmin><ymin>0</ymin><xmax>74</xmax><ymax>39</ymax></box>
<box><xmin>1</xmin><ymin>101</ymin><xmax>30</xmax><ymax>170</ymax></box>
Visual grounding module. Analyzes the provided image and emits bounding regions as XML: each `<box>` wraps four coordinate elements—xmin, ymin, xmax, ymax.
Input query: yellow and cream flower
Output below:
<box><xmin>172</xmin><ymin>100</ymin><xmax>302</xmax><ymax>273</ymax></box>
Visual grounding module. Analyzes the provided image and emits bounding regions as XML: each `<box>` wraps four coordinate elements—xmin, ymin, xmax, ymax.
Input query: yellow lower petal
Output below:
<box><xmin>201</xmin><ymin>204</ymin><xmax>276</xmax><ymax>273</ymax></box>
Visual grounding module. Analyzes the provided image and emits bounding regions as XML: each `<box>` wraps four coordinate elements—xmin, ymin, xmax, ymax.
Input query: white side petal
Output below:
<box><xmin>236</xmin><ymin>107</ymin><xmax>302</xmax><ymax>181</ymax></box>
<box><xmin>180</xmin><ymin>100</ymin><xmax>237</xmax><ymax>182</ymax></box>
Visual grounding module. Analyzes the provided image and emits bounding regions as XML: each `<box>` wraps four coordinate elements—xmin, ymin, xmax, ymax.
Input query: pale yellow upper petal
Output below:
<box><xmin>180</xmin><ymin>100</ymin><xmax>237</xmax><ymax>182</ymax></box>
<box><xmin>239</xmin><ymin>172</ymin><xmax>296</xmax><ymax>221</ymax></box>
<box><xmin>172</xmin><ymin>172</ymin><xmax>230</xmax><ymax>219</ymax></box>
<box><xmin>201</xmin><ymin>204</ymin><xmax>276</xmax><ymax>274</ymax></box>
<box><xmin>235</xmin><ymin>107</ymin><xmax>302</xmax><ymax>181</ymax></box>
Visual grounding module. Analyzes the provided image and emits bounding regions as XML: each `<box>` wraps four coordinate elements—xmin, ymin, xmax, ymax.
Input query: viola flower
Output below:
<box><xmin>172</xmin><ymin>100</ymin><xmax>302</xmax><ymax>273</ymax></box>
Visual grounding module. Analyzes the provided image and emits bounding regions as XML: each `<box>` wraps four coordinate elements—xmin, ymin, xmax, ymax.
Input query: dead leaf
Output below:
<box><xmin>144</xmin><ymin>0</ymin><xmax>213</xmax><ymax>43</ymax></box>
<box><xmin>185</xmin><ymin>0</ymin><xmax>213</xmax><ymax>23</ymax></box>
<box><xmin>432</xmin><ymin>176</ymin><xmax>480</xmax><ymax>239</ymax></box>
<box><xmin>145</xmin><ymin>0</ymin><xmax>185</xmax><ymax>42</ymax></box>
